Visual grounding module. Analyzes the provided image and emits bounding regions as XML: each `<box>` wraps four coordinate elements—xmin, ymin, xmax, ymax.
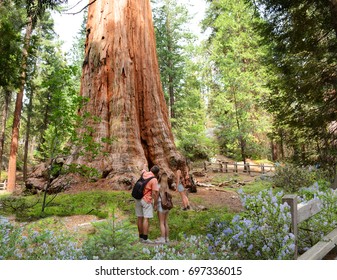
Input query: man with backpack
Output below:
<box><xmin>134</xmin><ymin>165</ymin><xmax>160</xmax><ymax>243</ymax></box>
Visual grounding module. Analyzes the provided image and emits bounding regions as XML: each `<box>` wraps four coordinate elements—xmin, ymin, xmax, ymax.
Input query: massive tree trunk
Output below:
<box><xmin>66</xmin><ymin>0</ymin><xmax>186</xmax><ymax>188</ymax></box>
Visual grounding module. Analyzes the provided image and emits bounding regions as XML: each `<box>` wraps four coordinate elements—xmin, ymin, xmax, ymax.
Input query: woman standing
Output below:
<box><xmin>176</xmin><ymin>168</ymin><xmax>190</xmax><ymax>210</ymax></box>
<box><xmin>155</xmin><ymin>172</ymin><xmax>171</xmax><ymax>243</ymax></box>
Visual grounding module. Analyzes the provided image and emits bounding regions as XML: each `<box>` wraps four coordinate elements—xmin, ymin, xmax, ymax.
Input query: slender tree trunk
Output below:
<box><xmin>279</xmin><ymin>129</ymin><xmax>285</xmax><ymax>159</ymax></box>
<box><xmin>66</xmin><ymin>0</ymin><xmax>185</xmax><ymax>187</ymax></box>
<box><xmin>0</xmin><ymin>90</ymin><xmax>11</xmax><ymax>181</ymax></box>
<box><xmin>232</xmin><ymin>88</ymin><xmax>246</xmax><ymax>165</ymax></box>
<box><xmin>23</xmin><ymin>89</ymin><xmax>33</xmax><ymax>182</ymax></box>
<box><xmin>332</xmin><ymin>164</ymin><xmax>337</xmax><ymax>190</ymax></box>
<box><xmin>37</xmin><ymin>90</ymin><xmax>51</xmax><ymax>154</ymax></box>
<box><xmin>271</xmin><ymin>139</ymin><xmax>278</xmax><ymax>161</ymax></box>
<box><xmin>7</xmin><ymin>16</ymin><xmax>33</xmax><ymax>192</ymax></box>
<box><xmin>329</xmin><ymin>0</ymin><xmax>337</xmax><ymax>37</ymax></box>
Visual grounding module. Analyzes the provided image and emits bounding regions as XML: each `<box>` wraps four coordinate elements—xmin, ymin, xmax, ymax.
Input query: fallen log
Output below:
<box><xmin>196</xmin><ymin>182</ymin><xmax>217</xmax><ymax>188</ymax></box>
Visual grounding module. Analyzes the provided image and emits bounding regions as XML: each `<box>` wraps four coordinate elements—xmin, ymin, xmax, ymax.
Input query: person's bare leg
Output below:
<box><xmin>158</xmin><ymin>212</ymin><xmax>166</xmax><ymax>238</ymax></box>
<box><xmin>143</xmin><ymin>217</ymin><xmax>149</xmax><ymax>236</ymax></box>
<box><xmin>137</xmin><ymin>217</ymin><xmax>144</xmax><ymax>238</ymax></box>
<box><xmin>184</xmin><ymin>192</ymin><xmax>190</xmax><ymax>208</ymax></box>
<box><xmin>164</xmin><ymin>213</ymin><xmax>169</xmax><ymax>241</ymax></box>
<box><xmin>179</xmin><ymin>192</ymin><xmax>187</xmax><ymax>208</ymax></box>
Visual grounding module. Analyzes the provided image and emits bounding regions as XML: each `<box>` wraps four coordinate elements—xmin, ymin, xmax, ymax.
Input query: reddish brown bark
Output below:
<box><xmin>7</xmin><ymin>16</ymin><xmax>33</xmax><ymax>192</ymax></box>
<box><xmin>66</xmin><ymin>0</ymin><xmax>186</xmax><ymax>188</ymax></box>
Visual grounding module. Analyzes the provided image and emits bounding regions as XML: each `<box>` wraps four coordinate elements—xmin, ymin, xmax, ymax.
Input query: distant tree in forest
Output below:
<box><xmin>0</xmin><ymin>0</ymin><xmax>25</xmax><ymax>181</ymax></box>
<box><xmin>7</xmin><ymin>0</ymin><xmax>67</xmax><ymax>192</ymax></box>
<box><xmin>152</xmin><ymin>0</ymin><xmax>194</xmax><ymax>119</ymax></box>
<box><xmin>152</xmin><ymin>0</ymin><xmax>212</xmax><ymax>160</ymax></box>
<box><xmin>68</xmin><ymin>7</ymin><xmax>87</xmax><ymax>75</ymax></box>
<box><xmin>173</xmin><ymin>44</ymin><xmax>216</xmax><ymax>160</ymax></box>
<box><xmin>203</xmin><ymin>0</ymin><xmax>272</xmax><ymax>162</ymax></box>
<box><xmin>249</xmin><ymin>0</ymin><xmax>337</xmax><ymax>167</ymax></box>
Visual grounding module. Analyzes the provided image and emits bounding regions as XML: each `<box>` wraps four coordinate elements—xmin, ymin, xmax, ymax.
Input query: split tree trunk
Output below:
<box><xmin>67</xmin><ymin>0</ymin><xmax>185</xmax><ymax>187</ymax></box>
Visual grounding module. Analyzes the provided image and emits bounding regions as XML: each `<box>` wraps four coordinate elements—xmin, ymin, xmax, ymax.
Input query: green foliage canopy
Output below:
<box><xmin>250</xmin><ymin>0</ymin><xmax>337</xmax><ymax>165</ymax></box>
<box><xmin>203</xmin><ymin>0</ymin><xmax>272</xmax><ymax>160</ymax></box>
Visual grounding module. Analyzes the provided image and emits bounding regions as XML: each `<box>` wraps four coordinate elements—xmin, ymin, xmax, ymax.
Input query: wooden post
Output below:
<box><xmin>224</xmin><ymin>162</ymin><xmax>228</xmax><ymax>172</ymax></box>
<box><xmin>261</xmin><ymin>163</ymin><xmax>265</xmax><ymax>174</ymax></box>
<box><xmin>234</xmin><ymin>162</ymin><xmax>238</xmax><ymax>173</ymax></box>
<box><xmin>282</xmin><ymin>195</ymin><xmax>298</xmax><ymax>259</ymax></box>
<box><xmin>247</xmin><ymin>162</ymin><xmax>251</xmax><ymax>175</ymax></box>
<box><xmin>220</xmin><ymin>162</ymin><xmax>223</xmax><ymax>173</ymax></box>
<box><xmin>204</xmin><ymin>161</ymin><xmax>207</xmax><ymax>171</ymax></box>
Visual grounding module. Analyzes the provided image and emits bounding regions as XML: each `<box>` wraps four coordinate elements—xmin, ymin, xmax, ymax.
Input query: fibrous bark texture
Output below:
<box><xmin>66</xmin><ymin>0</ymin><xmax>185</xmax><ymax>188</ymax></box>
<box><xmin>7</xmin><ymin>16</ymin><xmax>33</xmax><ymax>192</ymax></box>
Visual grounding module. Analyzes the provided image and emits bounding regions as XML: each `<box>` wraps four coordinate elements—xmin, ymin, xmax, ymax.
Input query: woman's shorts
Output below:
<box><xmin>177</xmin><ymin>183</ymin><xmax>185</xmax><ymax>192</ymax></box>
<box><xmin>157</xmin><ymin>200</ymin><xmax>169</xmax><ymax>213</ymax></box>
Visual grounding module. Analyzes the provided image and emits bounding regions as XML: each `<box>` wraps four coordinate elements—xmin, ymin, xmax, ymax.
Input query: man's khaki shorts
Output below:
<box><xmin>135</xmin><ymin>199</ymin><xmax>154</xmax><ymax>218</ymax></box>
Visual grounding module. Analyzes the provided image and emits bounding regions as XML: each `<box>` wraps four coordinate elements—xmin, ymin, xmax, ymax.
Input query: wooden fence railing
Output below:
<box><xmin>203</xmin><ymin>161</ymin><xmax>275</xmax><ymax>175</ymax></box>
<box><xmin>0</xmin><ymin>180</ymin><xmax>6</xmax><ymax>190</ymax></box>
<box><xmin>282</xmin><ymin>194</ymin><xmax>337</xmax><ymax>260</ymax></box>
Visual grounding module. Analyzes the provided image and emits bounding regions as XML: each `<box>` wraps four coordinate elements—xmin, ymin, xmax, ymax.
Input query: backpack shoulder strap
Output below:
<box><xmin>143</xmin><ymin>176</ymin><xmax>156</xmax><ymax>195</ymax></box>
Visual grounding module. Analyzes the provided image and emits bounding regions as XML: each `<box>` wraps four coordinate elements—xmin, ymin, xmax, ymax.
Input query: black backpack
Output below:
<box><xmin>131</xmin><ymin>173</ymin><xmax>155</xmax><ymax>199</ymax></box>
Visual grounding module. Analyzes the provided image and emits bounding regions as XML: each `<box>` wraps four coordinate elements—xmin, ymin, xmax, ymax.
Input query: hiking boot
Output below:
<box><xmin>141</xmin><ymin>239</ymin><xmax>154</xmax><ymax>244</ymax></box>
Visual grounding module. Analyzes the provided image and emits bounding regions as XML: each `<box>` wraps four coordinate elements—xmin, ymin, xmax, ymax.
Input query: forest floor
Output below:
<box><xmin>0</xmin><ymin>155</ymin><xmax>263</xmax><ymax>229</ymax></box>
<box><xmin>2</xmin><ymin>157</ymin><xmax>336</xmax><ymax>260</ymax></box>
<box><xmin>46</xmin><ymin>155</ymin><xmax>263</xmax><ymax>233</ymax></box>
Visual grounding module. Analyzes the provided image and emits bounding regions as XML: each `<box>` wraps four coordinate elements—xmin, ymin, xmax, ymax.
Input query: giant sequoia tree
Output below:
<box><xmin>64</xmin><ymin>0</ymin><xmax>186</xmax><ymax>188</ymax></box>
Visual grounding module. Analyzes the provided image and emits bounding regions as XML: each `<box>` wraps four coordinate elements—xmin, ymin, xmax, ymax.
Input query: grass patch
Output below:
<box><xmin>0</xmin><ymin>176</ymin><xmax>276</xmax><ymax>245</ymax></box>
<box><xmin>1</xmin><ymin>190</ymin><xmax>237</xmax><ymax>242</ymax></box>
<box><xmin>239</xmin><ymin>179</ymin><xmax>275</xmax><ymax>195</ymax></box>
<box><xmin>210</xmin><ymin>173</ymin><xmax>241</xmax><ymax>185</ymax></box>
<box><xmin>148</xmin><ymin>206</ymin><xmax>235</xmax><ymax>241</ymax></box>
<box><xmin>0</xmin><ymin>190</ymin><xmax>134</xmax><ymax>221</ymax></box>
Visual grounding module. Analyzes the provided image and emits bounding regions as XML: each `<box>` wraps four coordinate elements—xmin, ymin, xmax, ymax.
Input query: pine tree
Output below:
<box><xmin>203</xmin><ymin>0</ymin><xmax>272</xmax><ymax>162</ymax></box>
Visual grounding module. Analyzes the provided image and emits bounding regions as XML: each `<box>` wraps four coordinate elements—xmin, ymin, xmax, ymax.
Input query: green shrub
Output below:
<box><xmin>0</xmin><ymin>216</ymin><xmax>22</xmax><ymax>259</ymax></box>
<box><xmin>176</xmin><ymin>133</ymin><xmax>217</xmax><ymax>161</ymax></box>
<box><xmin>206</xmin><ymin>189</ymin><xmax>295</xmax><ymax>260</ymax></box>
<box><xmin>0</xmin><ymin>216</ymin><xmax>84</xmax><ymax>260</ymax></box>
<box><xmin>297</xmin><ymin>184</ymin><xmax>337</xmax><ymax>253</ymax></box>
<box><xmin>82</xmin><ymin>209</ymin><xmax>145</xmax><ymax>260</ymax></box>
<box><xmin>272</xmin><ymin>163</ymin><xmax>330</xmax><ymax>193</ymax></box>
